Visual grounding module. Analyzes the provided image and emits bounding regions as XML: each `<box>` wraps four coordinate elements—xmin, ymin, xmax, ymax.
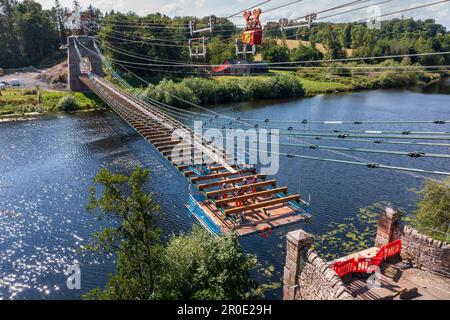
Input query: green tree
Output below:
<box><xmin>0</xmin><ymin>0</ymin><xmax>59</xmax><ymax>68</ymax></box>
<box><xmin>262</xmin><ymin>41</ymin><xmax>289</xmax><ymax>62</ymax></box>
<box><xmin>84</xmin><ymin>167</ymin><xmax>272</xmax><ymax>300</ymax></box>
<box><xmin>413</xmin><ymin>178</ymin><xmax>450</xmax><ymax>242</ymax></box>
<box><xmin>341</xmin><ymin>24</ymin><xmax>352</xmax><ymax>49</ymax></box>
<box><xmin>84</xmin><ymin>167</ymin><xmax>163</xmax><ymax>299</ymax></box>
<box><xmin>290</xmin><ymin>44</ymin><xmax>323</xmax><ymax>65</ymax></box>
<box><xmin>320</xmin><ymin>26</ymin><xmax>345</xmax><ymax>60</ymax></box>
<box><xmin>206</xmin><ymin>37</ymin><xmax>236</xmax><ymax>65</ymax></box>
<box><xmin>158</xmin><ymin>225</ymin><xmax>266</xmax><ymax>299</ymax></box>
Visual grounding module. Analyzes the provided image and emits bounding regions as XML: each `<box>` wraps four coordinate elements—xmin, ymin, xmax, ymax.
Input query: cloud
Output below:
<box><xmin>36</xmin><ymin>0</ymin><xmax>450</xmax><ymax>27</ymax></box>
<box><xmin>160</xmin><ymin>3</ymin><xmax>184</xmax><ymax>16</ymax></box>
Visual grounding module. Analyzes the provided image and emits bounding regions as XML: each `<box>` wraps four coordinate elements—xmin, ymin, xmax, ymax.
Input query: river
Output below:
<box><xmin>0</xmin><ymin>79</ymin><xmax>449</xmax><ymax>300</ymax></box>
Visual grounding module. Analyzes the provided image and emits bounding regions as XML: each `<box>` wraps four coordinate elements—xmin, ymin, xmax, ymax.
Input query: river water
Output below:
<box><xmin>1</xmin><ymin>79</ymin><xmax>449</xmax><ymax>300</ymax></box>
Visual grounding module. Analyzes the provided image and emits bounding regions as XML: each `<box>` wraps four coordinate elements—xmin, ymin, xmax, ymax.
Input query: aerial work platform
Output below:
<box><xmin>183</xmin><ymin>163</ymin><xmax>310</xmax><ymax>237</ymax></box>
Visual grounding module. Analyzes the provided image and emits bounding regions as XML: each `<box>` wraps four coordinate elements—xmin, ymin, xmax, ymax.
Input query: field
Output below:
<box><xmin>299</xmin><ymin>78</ymin><xmax>349</xmax><ymax>95</ymax></box>
<box><xmin>0</xmin><ymin>88</ymin><xmax>103</xmax><ymax>116</ymax></box>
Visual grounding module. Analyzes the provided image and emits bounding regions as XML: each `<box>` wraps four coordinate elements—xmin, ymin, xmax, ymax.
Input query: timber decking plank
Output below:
<box><xmin>224</xmin><ymin>194</ymin><xmax>300</xmax><ymax>216</ymax></box>
<box><xmin>197</xmin><ymin>174</ymin><xmax>266</xmax><ymax>190</ymax></box>
<box><xmin>190</xmin><ymin>169</ymin><xmax>256</xmax><ymax>183</ymax></box>
<box><xmin>182</xmin><ymin>164</ymin><xmax>240</xmax><ymax>177</ymax></box>
<box><xmin>214</xmin><ymin>187</ymin><xmax>288</xmax><ymax>206</ymax></box>
<box><xmin>153</xmin><ymin>139</ymin><xmax>183</xmax><ymax>147</ymax></box>
<box><xmin>205</xmin><ymin>180</ymin><xmax>278</xmax><ymax>198</ymax></box>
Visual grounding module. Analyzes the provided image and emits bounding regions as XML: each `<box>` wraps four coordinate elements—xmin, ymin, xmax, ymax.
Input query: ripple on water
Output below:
<box><xmin>1</xmin><ymin>86</ymin><xmax>450</xmax><ymax>299</ymax></box>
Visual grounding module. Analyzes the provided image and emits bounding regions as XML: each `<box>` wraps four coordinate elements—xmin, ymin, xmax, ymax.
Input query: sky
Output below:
<box><xmin>37</xmin><ymin>0</ymin><xmax>450</xmax><ymax>28</ymax></box>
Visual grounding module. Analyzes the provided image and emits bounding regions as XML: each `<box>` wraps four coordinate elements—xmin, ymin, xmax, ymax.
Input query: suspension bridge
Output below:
<box><xmin>64</xmin><ymin>0</ymin><xmax>450</xmax><ymax>238</ymax></box>
<box><xmin>70</xmin><ymin>35</ymin><xmax>312</xmax><ymax>237</ymax></box>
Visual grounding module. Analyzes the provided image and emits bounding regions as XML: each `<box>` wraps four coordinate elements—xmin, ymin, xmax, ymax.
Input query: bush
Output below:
<box><xmin>237</xmin><ymin>78</ymin><xmax>271</xmax><ymax>100</ymax></box>
<box><xmin>182</xmin><ymin>78</ymin><xmax>217</xmax><ymax>104</ymax></box>
<box><xmin>138</xmin><ymin>74</ymin><xmax>305</xmax><ymax>107</ymax></box>
<box><xmin>22</xmin><ymin>87</ymin><xmax>38</xmax><ymax>95</ymax></box>
<box><xmin>262</xmin><ymin>44</ymin><xmax>290</xmax><ymax>63</ymax></box>
<box><xmin>215</xmin><ymin>79</ymin><xmax>243</xmax><ymax>103</ymax></box>
<box><xmin>413</xmin><ymin>178</ymin><xmax>450</xmax><ymax>242</ymax></box>
<box><xmin>267</xmin><ymin>74</ymin><xmax>304</xmax><ymax>98</ymax></box>
<box><xmin>58</xmin><ymin>95</ymin><xmax>79</xmax><ymax>111</ymax></box>
<box><xmin>155</xmin><ymin>79</ymin><xmax>200</xmax><ymax>108</ymax></box>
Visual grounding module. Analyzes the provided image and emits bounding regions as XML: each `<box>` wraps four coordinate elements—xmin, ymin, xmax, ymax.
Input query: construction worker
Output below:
<box><xmin>221</xmin><ymin>183</ymin><xmax>228</xmax><ymax>200</ymax></box>
<box><xmin>251</xmin><ymin>175</ymin><xmax>258</xmax><ymax>204</ymax></box>
<box><xmin>251</xmin><ymin>175</ymin><xmax>258</xmax><ymax>193</ymax></box>
<box><xmin>240</xmin><ymin>178</ymin><xmax>249</xmax><ymax>194</ymax></box>
<box><xmin>235</xmin><ymin>178</ymin><xmax>249</xmax><ymax>207</ymax></box>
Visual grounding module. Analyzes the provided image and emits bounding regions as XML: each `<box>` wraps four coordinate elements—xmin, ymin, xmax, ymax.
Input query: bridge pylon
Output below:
<box><xmin>67</xmin><ymin>35</ymin><xmax>104</xmax><ymax>92</ymax></box>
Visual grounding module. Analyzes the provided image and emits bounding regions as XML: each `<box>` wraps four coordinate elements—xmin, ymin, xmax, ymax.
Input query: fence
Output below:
<box><xmin>331</xmin><ymin>240</ymin><xmax>402</xmax><ymax>278</ymax></box>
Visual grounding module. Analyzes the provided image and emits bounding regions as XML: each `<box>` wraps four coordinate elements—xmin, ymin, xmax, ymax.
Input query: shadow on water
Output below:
<box><xmin>409</xmin><ymin>77</ymin><xmax>450</xmax><ymax>95</ymax></box>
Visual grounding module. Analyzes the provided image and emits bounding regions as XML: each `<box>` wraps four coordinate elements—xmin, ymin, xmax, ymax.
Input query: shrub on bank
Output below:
<box><xmin>182</xmin><ymin>77</ymin><xmax>217</xmax><ymax>104</ymax></box>
<box><xmin>57</xmin><ymin>95</ymin><xmax>79</xmax><ymax>111</ymax></box>
<box><xmin>237</xmin><ymin>78</ymin><xmax>271</xmax><ymax>100</ymax></box>
<box><xmin>412</xmin><ymin>178</ymin><xmax>450</xmax><ymax>242</ymax></box>
<box><xmin>140</xmin><ymin>74</ymin><xmax>305</xmax><ymax>108</ymax></box>
<box><xmin>266</xmin><ymin>74</ymin><xmax>305</xmax><ymax>98</ymax></box>
<box><xmin>296</xmin><ymin>61</ymin><xmax>443</xmax><ymax>92</ymax></box>
<box><xmin>22</xmin><ymin>87</ymin><xmax>39</xmax><ymax>95</ymax></box>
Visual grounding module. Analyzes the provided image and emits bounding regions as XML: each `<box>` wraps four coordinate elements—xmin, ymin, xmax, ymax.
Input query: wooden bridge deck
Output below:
<box><xmin>80</xmin><ymin>74</ymin><xmax>311</xmax><ymax>237</ymax></box>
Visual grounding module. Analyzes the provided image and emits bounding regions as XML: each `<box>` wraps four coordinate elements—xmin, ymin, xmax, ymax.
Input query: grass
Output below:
<box><xmin>213</xmin><ymin>73</ymin><xmax>276</xmax><ymax>82</ymax></box>
<box><xmin>299</xmin><ymin>78</ymin><xmax>349</xmax><ymax>95</ymax></box>
<box><xmin>0</xmin><ymin>88</ymin><xmax>104</xmax><ymax>116</ymax></box>
<box><xmin>214</xmin><ymin>69</ymin><xmax>349</xmax><ymax>96</ymax></box>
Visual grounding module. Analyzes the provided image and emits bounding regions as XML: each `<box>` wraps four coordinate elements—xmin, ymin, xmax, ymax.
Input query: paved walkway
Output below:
<box><xmin>345</xmin><ymin>261</ymin><xmax>450</xmax><ymax>300</ymax></box>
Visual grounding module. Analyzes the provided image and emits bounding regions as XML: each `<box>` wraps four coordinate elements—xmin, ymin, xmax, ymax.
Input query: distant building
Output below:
<box><xmin>210</xmin><ymin>60</ymin><xmax>268</xmax><ymax>76</ymax></box>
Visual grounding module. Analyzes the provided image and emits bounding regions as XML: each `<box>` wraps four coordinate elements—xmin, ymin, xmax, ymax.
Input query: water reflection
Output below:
<box><xmin>0</xmin><ymin>80</ymin><xmax>449</xmax><ymax>299</ymax></box>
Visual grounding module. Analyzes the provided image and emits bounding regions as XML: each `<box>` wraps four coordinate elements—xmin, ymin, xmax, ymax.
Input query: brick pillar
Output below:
<box><xmin>375</xmin><ymin>207</ymin><xmax>402</xmax><ymax>247</ymax></box>
<box><xmin>283</xmin><ymin>229</ymin><xmax>313</xmax><ymax>300</ymax></box>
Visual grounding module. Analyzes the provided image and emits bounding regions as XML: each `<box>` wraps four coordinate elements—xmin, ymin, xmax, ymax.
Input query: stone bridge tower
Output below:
<box><xmin>67</xmin><ymin>36</ymin><xmax>104</xmax><ymax>92</ymax></box>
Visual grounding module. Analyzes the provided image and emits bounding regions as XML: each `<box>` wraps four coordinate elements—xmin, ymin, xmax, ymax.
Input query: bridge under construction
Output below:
<box><xmin>67</xmin><ymin>33</ymin><xmax>450</xmax><ymax>237</ymax></box>
<box><xmin>69</xmin><ymin>35</ymin><xmax>312</xmax><ymax>237</ymax></box>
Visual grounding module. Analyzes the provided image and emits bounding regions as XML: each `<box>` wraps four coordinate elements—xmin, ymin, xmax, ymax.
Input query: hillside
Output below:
<box><xmin>277</xmin><ymin>39</ymin><xmax>354</xmax><ymax>56</ymax></box>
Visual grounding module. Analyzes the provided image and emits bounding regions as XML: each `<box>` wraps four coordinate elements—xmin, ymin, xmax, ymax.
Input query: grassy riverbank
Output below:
<box><xmin>274</xmin><ymin>61</ymin><xmax>447</xmax><ymax>96</ymax></box>
<box><xmin>123</xmin><ymin>61</ymin><xmax>447</xmax><ymax>108</ymax></box>
<box><xmin>0</xmin><ymin>88</ymin><xmax>104</xmax><ymax>116</ymax></box>
<box><xmin>134</xmin><ymin>73</ymin><xmax>305</xmax><ymax>108</ymax></box>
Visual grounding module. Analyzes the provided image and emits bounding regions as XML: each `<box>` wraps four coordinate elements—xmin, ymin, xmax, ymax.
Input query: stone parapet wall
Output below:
<box><xmin>295</xmin><ymin>249</ymin><xmax>353</xmax><ymax>300</ymax></box>
<box><xmin>283</xmin><ymin>230</ymin><xmax>354</xmax><ymax>300</ymax></box>
<box><xmin>283</xmin><ymin>208</ymin><xmax>450</xmax><ymax>301</ymax></box>
<box><xmin>376</xmin><ymin>207</ymin><xmax>450</xmax><ymax>278</ymax></box>
<box><xmin>397</xmin><ymin>224</ymin><xmax>450</xmax><ymax>277</ymax></box>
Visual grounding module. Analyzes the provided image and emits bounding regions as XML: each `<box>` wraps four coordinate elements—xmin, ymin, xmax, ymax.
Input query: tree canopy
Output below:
<box><xmin>0</xmin><ymin>0</ymin><xmax>61</xmax><ymax>68</ymax></box>
<box><xmin>413</xmin><ymin>178</ymin><xmax>450</xmax><ymax>242</ymax></box>
<box><xmin>84</xmin><ymin>167</ymin><xmax>272</xmax><ymax>300</ymax></box>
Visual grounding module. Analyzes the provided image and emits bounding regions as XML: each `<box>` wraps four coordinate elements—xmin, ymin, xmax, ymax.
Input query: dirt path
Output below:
<box><xmin>0</xmin><ymin>62</ymin><xmax>68</xmax><ymax>91</ymax></box>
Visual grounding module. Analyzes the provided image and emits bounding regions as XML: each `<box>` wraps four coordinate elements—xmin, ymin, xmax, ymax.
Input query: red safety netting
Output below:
<box><xmin>212</xmin><ymin>65</ymin><xmax>229</xmax><ymax>73</ymax></box>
